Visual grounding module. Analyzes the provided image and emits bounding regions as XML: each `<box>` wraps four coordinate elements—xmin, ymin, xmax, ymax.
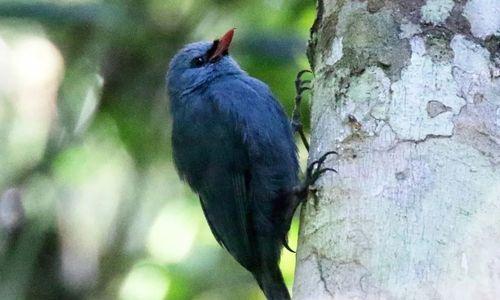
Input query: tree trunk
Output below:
<box><xmin>294</xmin><ymin>0</ymin><xmax>500</xmax><ymax>299</ymax></box>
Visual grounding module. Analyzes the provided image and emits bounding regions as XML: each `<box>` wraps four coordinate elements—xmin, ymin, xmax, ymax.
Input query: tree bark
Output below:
<box><xmin>294</xmin><ymin>0</ymin><xmax>500</xmax><ymax>299</ymax></box>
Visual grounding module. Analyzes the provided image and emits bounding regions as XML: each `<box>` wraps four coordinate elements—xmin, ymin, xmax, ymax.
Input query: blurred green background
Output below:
<box><xmin>0</xmin><ymin>0</ymin><xmax>314</xmax><ymax>299</ymax></box>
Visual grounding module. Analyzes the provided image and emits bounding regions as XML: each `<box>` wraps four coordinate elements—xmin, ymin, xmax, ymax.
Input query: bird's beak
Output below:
<box><xmin>209</xmin><ymin>28</ymin><xmax>235</xmax><ymax>62</ymax></box>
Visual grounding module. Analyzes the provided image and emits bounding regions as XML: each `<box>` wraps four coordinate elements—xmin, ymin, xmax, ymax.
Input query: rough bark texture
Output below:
<box><xmin>294</xmin><ymin>0</ymin><xmax>500</xmax><ymax>299</ymax></box>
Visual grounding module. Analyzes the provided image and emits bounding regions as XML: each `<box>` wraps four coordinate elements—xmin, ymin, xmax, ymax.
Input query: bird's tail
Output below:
<box><xmin>254</xmin><ymin>266</ymin><xmax>291</xmax><ymax>300</ymax></box>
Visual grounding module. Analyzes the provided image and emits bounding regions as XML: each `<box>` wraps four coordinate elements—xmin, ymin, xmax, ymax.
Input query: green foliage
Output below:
<box><xmin>0</xmin><ymin>1</ymin><xmax>314</xmax><ymax>299</ymax></box>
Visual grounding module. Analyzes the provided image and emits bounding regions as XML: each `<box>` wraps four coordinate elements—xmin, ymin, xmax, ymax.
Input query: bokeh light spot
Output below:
<box><xmin>146</xmin><ymin>204</ymin><xmax>198</xmax><ymax>264</ymax></box>
<box><xmin>119</xmin><ymin>264</ymin><xmax>170</xmax><ymax>300</ymax></box>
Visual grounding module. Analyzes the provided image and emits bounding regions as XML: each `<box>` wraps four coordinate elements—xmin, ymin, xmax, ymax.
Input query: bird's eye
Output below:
<box><xmin>191</xmin><ymin>56</ymin><xmax>205</xmax><ymax>68</ymax></box>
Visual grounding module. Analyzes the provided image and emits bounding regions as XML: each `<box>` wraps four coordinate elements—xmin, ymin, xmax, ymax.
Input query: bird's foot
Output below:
<box><xmin>281</xmin><ymin>150</ymin><xmax>338</xmax><ymax>252</ymax></box>
<box><xmin>296</xmin><ymin>150</ymin><xmax>338</xmax><ymax>199</ymax></box>
<box><xmin>291</xmin><ymin>70</ymin><xmax>313</xmax><ymax>151</ymax></box>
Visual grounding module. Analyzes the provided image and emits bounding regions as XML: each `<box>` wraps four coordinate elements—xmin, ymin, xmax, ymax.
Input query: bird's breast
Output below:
<box><xmin>171</xmin><ymin>99</ymin><xmax>247</xmax><ymax>188</ymax></box>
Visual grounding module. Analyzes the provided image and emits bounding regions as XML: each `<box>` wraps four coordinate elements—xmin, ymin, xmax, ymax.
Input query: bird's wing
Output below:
<box><xmin>195</xmin><ymin>76</ymin><xmax>299</xmax><ymax>271</ymax></box>
<box><xmin>198</xmin><ymin>170</ymin><xmax>255</xmax><ymax>270</ymax></box>
<box><xmin>187</xmin><ymin>84</ymin><xmax>257</xmax><ymax>270</ymax></box>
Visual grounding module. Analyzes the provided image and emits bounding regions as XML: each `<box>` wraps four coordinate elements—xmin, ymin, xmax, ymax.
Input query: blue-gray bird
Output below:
<box><xmin>167</xmin><ymin>29</ymin><xmax>334</xmax><ymax>300</ymax></box>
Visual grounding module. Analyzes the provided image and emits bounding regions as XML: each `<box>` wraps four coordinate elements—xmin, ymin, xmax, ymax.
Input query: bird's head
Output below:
<box><xmin>167</xmin><ymin>29</ymin><xmax>242</xmax><ymax>97</ymax></box>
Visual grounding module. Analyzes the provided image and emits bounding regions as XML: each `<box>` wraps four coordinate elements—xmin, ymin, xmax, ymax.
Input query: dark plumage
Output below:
<box><xmin>167</xmin><ymin>29</ymin><xmax>298</xmax><ymax>299</ymax></box>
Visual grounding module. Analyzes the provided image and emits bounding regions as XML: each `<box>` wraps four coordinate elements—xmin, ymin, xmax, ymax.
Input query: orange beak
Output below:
<box><xmin>209</xmin><ymin>28</ymin><xmax>235</xmax><ymax>62</ymax></box>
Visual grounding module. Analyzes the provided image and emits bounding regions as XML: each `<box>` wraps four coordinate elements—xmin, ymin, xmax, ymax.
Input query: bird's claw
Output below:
<box><xmin>305</xmin><ymin>151</ymin><xmax>338</xmax><ymax>188</ymax></box>
<box><xmin>292</xmin><ymin>70</ymin><xmax>313</xmax><ymax>151</ymax></box>
<box><xmin>294</xmin><ymin>70</ymin><xmax>312</xmax><ymax>92</ymax></box>
<box><xmin>282</xmin><ymin>236</ymin><xmax>296</xmax><ymax>253</ymax></box>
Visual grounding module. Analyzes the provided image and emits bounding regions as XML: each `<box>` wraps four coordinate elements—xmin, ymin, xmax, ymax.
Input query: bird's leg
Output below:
<box><xmin>291</xmin><ymin>70</ymin><xmax>312</xmax><ymax>151</ymax></box>
<box><xmin>281</xmin><ymin>151</ymin><xmax>338</xmax><ymax>252</ymax></box>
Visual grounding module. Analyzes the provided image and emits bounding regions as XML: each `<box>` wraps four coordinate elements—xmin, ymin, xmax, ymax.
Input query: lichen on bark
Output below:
<box><xmin>294</xmin><ymin>0</ymin><xmax>500</xmax><ymax>299</ymax></box>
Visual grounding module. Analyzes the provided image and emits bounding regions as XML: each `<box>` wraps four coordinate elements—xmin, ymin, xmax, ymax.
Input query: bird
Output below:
<box><xmin>166</xmin><ymin>29</ymin><xmax>335</xmax><ymax>300</ymax></box>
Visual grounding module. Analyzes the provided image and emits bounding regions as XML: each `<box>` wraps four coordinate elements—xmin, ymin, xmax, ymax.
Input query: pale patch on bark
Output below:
<box><xmin>463</xmin><ymin>0</ymin><xmax>500</xmax><ymax>39</ymax></box>
<box><xmin>421</xmin><ymin>0</ymin><xmax>455</xmax><ymax>25</ymax></box>
<box><xmin>345</xmin><ymin>67</ymin><xmax>391</xmax><ymax>135</ymax></box>
<box><xmin>399</xmin><ymin>22</ymin><xmax>422</xmax><ymax>39</ymax></box>
<box><xmin>325</xmin><ymin>37</ymin><xmax>344</xmax><ymax>66</ymax></box>
<box><xmin>388</xmin><ymin>36</ymin><xmax>464</xmax><ymax>141</ymax></box>
<box><xmin>451</xmin><ymin>35</ymin><xmax>499</xmax><ymax>104</ymax></box>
